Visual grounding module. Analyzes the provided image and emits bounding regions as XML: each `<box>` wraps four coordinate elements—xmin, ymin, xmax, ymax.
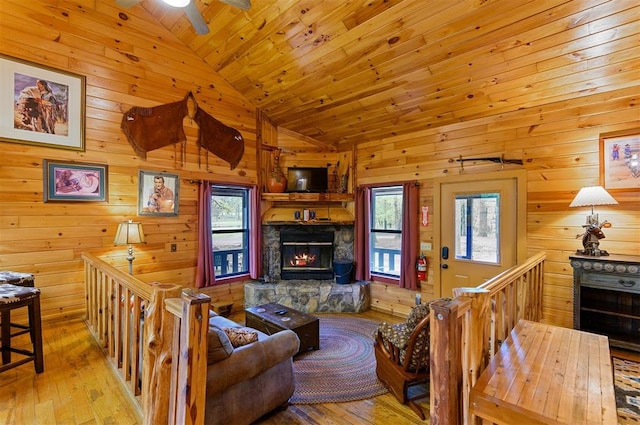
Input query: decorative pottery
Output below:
<box><xmin>266</xmin><ymin>175</ymin><xmax>287</xmax><ymax>193</ymax></box>
<box><xmin>267</xmin><ymin>148</ymin><xmax>287</xmax><ymax>193</ymax></box>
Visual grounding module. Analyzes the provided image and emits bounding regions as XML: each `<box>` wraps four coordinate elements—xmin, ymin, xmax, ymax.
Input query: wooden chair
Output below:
<box><xmin>374</xmin><ymin>303</ymin><xmax>431</xmax><ymax>420</ymax></box>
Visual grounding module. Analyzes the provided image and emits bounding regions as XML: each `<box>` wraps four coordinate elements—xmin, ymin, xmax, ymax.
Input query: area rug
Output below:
<box><xmin>614</xmin><ymin>357</ymin><xmax>640</xmax><ymax>423</ymax></box>
<box><xmin>290</xmin><ymin>315</ymin><xmax>388</xmax><ymax>404</ymax></box>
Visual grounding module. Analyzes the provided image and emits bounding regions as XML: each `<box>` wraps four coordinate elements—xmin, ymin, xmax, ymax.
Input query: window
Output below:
<box><xmin>369</xmin><ymin>186</ymin><xmax>403</xmax><ymax>278</ymax></box>
<box><xmin>454</xmin><ymin>192</ymin><xmax>500</xmax><ymax>263</ymax></box>
<box><xmin>211</xmin><ymin>185</ymin><xmax>249</xmax><ymax>278</ymax></box>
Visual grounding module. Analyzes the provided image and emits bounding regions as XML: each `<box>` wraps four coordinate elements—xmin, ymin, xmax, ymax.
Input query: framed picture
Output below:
<box><xmin>43</xmin><ymin>160</ymin><xmax>108</xmax><ymax>202</ymax></box>
<box><xmin>0</xmin><ymin>54</ymin><xmax>85</xmax><ymax>151</ymax></box>
<box><xmin>138</xmin><ymin>170</ymin><xmax>179</xmax><ymax>216</ymax></box>
<box><xmin>600</xmin><ymin>129</ymin><xmax>640</xmax><ymax>191</ymax></box>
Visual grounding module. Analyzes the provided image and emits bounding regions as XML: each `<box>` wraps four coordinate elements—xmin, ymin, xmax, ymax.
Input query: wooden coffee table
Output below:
<box><xmin>245</xmin><ymin>302</ymin><xmax>319</xmax><ymax>355</ymax></box>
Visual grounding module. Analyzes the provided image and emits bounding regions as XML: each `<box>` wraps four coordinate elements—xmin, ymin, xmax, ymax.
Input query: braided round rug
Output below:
<box><xmin>290</xmin><ymin>315</ymin><xmax>388</xmax><ymax>404</ymax></box>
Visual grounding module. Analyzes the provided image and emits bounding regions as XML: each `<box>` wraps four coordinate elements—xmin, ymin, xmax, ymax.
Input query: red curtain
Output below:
<box><xmin>249</xmin><ymin>185</ymin><xmax>262</xmax><ymax>279</ymax></box>
<box><xmin>354</xmin><ymin>186</ymin><xmax>371</xmax><ymax>281</ymax></box>
<box><xmin>195</xmin><ymin>181</ymin><xmax>215</xmax><ymax>288</ymax></box>
<box><xmin>399</xmin><ymin>182</ymin><xmax>418</xmax><ymax>290</ymax></box>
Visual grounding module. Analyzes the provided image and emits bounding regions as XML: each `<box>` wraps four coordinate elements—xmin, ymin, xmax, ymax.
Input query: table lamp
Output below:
<box><xmin>114</xmin><ymin>220</ymin><xmax>146</xmax><ymax>274</ymax></box>
<box><xmin>569</xmin><ymin>186</ymin><xmax>618</xmax><ymax>256</ymax></box>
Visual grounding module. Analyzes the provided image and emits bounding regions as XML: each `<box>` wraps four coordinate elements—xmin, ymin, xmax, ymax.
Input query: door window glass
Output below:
<box><xmin>454</xmin><ymin>193</ymin><xmax>499</xmax><ymax>263</ymax></box>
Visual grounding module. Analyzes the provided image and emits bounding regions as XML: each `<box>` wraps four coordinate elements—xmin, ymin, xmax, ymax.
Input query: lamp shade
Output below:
<box><xmin>569</xmin><ymin>186</ymin><xmax>618</xmax><ymax>208</ymax></box>
<box><xmin>114</xmin><ymin>220</ymin><xmax>146</xmax><ymax>245</ymax></box>
<box><xmin>162</xmin><ymin>0</ymin><xmax>190</xmax><ymax>7</ymax></box>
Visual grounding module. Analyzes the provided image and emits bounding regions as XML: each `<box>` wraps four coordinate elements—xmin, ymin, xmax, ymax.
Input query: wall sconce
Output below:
<box><xmin>114</xmin><ymin>220</ymin><xmax>146</xmax><ymax>274</ymax></box>
<box><xmin>569</xmin><ymin>186</ymin><xmax>618</xmax><ymax>256</ymax></box>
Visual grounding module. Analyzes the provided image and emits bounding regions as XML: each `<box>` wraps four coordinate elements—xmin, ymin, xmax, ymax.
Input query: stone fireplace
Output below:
<box><xmin>245</xmin><ymin>223</ymin><xmax>369</xmax><ymax>313</ymax></box>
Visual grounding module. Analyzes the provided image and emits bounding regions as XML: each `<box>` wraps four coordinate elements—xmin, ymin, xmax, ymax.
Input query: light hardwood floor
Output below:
<box><xmin>0</xmin><ymin>310</ymin><xmax>428</xmax><ymax>425</ymax></box>
<box><xmin>3</xmin><ymin>310</ymin><xmax>638</xmax><ymax>425</ymax></box>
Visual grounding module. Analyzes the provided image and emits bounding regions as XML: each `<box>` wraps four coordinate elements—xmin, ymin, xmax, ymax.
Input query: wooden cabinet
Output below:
<box><xmin>570</xmin><ymin>254</ymin><xmax>640</xmax><ymax>351</ymax></box>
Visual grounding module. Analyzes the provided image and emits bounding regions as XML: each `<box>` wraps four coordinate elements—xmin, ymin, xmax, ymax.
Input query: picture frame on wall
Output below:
<box><xmin>43</xmin><ymin>159</ymin><xmax>108</xmax><ymax>202</ymax></box>
<box><xmin>600</xmin><ymin>129</ymin><xmax>640</xmax><ymax>191</ymax></box>
<box><xmin>138</xmin><ymin>170</ymin><xmax>179</xmax><ymax>216</ymax></box>
<box><xmin>0</xmin><ymin>54</ymin><xmax>86</xmax><ymax>151</ymax></box>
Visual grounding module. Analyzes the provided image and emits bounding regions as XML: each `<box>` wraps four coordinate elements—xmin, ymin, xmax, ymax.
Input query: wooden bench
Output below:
<box><xmin>469</xmin><ymin>319</ymin><xmax>617</xmax><ymax>425</ymax></box>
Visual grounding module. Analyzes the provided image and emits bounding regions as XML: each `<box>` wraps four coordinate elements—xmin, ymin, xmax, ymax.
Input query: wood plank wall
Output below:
<box><xmin>357</xmin><ymin>89</ymin><xmax>640</xmax><ymax>326</ymax></box>
<box><xmin>0</xmin><ymin>0</ymin><xmax>257</xmax><ymax>321</ymax></box>
<box><xmin>1</xmin><ymin>1</ymin><xmax>638</xmax><ymax>328</ymax></box>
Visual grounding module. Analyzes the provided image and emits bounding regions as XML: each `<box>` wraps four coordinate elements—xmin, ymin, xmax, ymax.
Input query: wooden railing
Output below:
<box><xmin>82</xmin><ymin>253</ymin><xmax>211</xmax><ymax>425</ymax></box>
<box><xmin>429</xmin><ymin>251</ymin><xmax>546</xmax><ymax>425</ymax></box>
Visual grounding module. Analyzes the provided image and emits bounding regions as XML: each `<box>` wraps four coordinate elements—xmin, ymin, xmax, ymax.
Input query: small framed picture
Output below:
<box><xmin>43</xmin><ymin>160</ymin><xmax>108</xmax><ymax>202</ymax></box>
<box><xmin>1</xmin><ymin>54</ymin><xmax>85</xmax><ymax>151</ymax></box>
<box><xmin>600</xmin><ymin>129</ymin><xmax>640</xmax><ymax>191</ymax></box>
<box><xmin>138</xmin><ymin>170</ymin><xmax>179</xmax><ymax>216</ymax></box>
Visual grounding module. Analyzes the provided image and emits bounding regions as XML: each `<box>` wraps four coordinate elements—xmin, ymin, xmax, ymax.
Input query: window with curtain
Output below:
<box><xmin>369</xmin><ymin>185</ymin><xmax>403</xmax><ymax>278</ymax></box>
<box><xmin>211</xmin><ymin>185</ymin><xmax>250</xmax><ymax>278</ymax></box>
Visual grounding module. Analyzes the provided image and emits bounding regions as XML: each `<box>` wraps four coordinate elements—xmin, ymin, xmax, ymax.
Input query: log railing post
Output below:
<box><xmin>141</xmin><ymin>283</ymin><xmax>183</xmax><ymax>425</ymax></box>
<box><xmin>430</xmin><ymin>298</ymin><xmax>463</xmax><ymax>425</ymax></box>
<box><xmin>453</xmin><ymin>288</ymin><xmax>490</xmax><ymax>425</ymax></box>
<box><xmin>167</xmin><ymin>290</ymin><xmax>211</xmax><ymax>425</ymax></box>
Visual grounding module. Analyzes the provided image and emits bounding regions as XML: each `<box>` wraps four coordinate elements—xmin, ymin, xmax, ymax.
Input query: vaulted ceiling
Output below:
<box><xmin>117</xmin><ymin>0</ymin><xmax>639</xmax><ymax>149</ymax></box>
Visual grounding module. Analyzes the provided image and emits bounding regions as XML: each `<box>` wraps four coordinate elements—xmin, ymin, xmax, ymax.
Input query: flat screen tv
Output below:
<box><xmin>286</xmin><ymin>167</ymin><xmax>328</xmax><ymax>193</ymax></box>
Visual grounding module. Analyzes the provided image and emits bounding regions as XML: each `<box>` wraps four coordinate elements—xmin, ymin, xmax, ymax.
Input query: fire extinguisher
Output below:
<box><xmin>416</xmin><ymin>252</ymin><xmax>427</xmax><ymax>281</ymax></box>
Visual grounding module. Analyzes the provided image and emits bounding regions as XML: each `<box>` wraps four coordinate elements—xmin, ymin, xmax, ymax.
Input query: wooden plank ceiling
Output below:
<box><xmin>116</xmin><ymin>0</ymin><xmax>640</xmax><ymax>149</ymax></box>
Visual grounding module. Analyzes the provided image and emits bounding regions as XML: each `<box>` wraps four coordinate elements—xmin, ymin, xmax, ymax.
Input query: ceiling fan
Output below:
<box><xmin>116</xmin><ymin>0</ymin><xmax>251</xmax><ymax>35</ymax></box>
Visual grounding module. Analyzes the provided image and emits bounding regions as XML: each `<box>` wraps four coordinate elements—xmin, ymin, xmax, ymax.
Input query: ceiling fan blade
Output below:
<box><xmin>116</xmin><ymin>0</ymin><xmax>143</xmax><ymax>7</ymax></box>
<box><xmin>184</xmin><ymin>1</ymin><xmax>210</xmax><ymax>35</ymax></box>
<box><xmin>219</xmin><ymin>0</ymin><xmax>251</xmax><ymax>10</ymax></box>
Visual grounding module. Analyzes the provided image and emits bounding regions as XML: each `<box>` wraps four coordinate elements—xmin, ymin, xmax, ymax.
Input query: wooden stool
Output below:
<box><xmin>0</xmin><ymin>283</ymin><xmax>44</xmax><ymax>373</ymax></box>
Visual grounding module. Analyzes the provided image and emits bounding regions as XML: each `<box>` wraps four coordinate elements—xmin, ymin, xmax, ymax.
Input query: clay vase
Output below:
<box><xmin>266</xmin><ymin>148</ymin><xmax>287</xmax><ymax>193</ymax></box>
<box><xmin>266</xmin><ymin>174</ymin><xmax>287</xmax><ymax>193</ymax></box>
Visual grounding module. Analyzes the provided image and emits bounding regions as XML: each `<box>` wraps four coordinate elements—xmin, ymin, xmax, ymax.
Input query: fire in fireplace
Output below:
<box><xmin>280</xmin><ymin>229</ymin><xmax>334</xmax><ymax>280</ymax></box>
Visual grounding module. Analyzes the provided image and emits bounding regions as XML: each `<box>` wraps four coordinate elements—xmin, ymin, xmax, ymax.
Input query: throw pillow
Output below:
<box><xmin>208</xmin><ymin>325</ymin><xmax>234</xmax><ymax>364</ymax></box>
<box><xmin>223</xmin><ymin>327</ymin><xmax>258</xmax><ymax>348</ymax></box>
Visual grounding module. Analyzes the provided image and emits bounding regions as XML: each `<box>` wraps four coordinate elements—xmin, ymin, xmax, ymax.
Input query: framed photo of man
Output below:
<box><xmin>138</xmin><ymin>170</ymin><xmax>179</xmax><ymax>216</ymax></box>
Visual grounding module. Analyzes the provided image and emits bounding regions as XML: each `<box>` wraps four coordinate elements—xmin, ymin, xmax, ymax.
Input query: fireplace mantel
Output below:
<box><xmin>262</xmin><ymin>206</ymin><xmax>354</xmax><ymax>225</ymax></box>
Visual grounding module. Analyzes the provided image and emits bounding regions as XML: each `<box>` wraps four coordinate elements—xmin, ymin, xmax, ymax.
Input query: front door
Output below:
<box><xmin>434</xmin><ymin>170</ymin><xmax>526</xmax><ymax>297</ymax></box>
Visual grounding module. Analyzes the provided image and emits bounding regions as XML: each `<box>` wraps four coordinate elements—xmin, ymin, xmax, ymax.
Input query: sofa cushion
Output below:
<box><xmin>223</xmin><ymin>327</ymin><xmax>259</xmax><ymax>348</ymax></box>
<box><xmin>208</xmin><ymin>325</ymin><xmax>234</xmax><ymax>364</ymax></box>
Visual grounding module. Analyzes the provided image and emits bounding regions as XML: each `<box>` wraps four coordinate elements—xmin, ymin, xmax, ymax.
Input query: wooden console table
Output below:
<box><xmin>570</xmin><ymin>254</ymin><xmax>640</xmax><ymax>351</ymax></box>
<box><xmin>470</xmin><ymin>320</ymin><xmax>616</xmax><ymax>425</ymax></box>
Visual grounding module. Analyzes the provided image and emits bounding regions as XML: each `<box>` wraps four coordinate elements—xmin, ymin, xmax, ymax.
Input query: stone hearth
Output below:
<box><xmin>244</xmin><ymin>280</ymin><xmax>370</xmax><ymax>313</ymax></box>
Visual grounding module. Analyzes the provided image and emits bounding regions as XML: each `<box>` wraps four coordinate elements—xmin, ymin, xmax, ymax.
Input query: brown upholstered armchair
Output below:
<box><xmin>374</xmin><ymin>303</ymin><xmax>432</xmax><ymax>420</ymax></box>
